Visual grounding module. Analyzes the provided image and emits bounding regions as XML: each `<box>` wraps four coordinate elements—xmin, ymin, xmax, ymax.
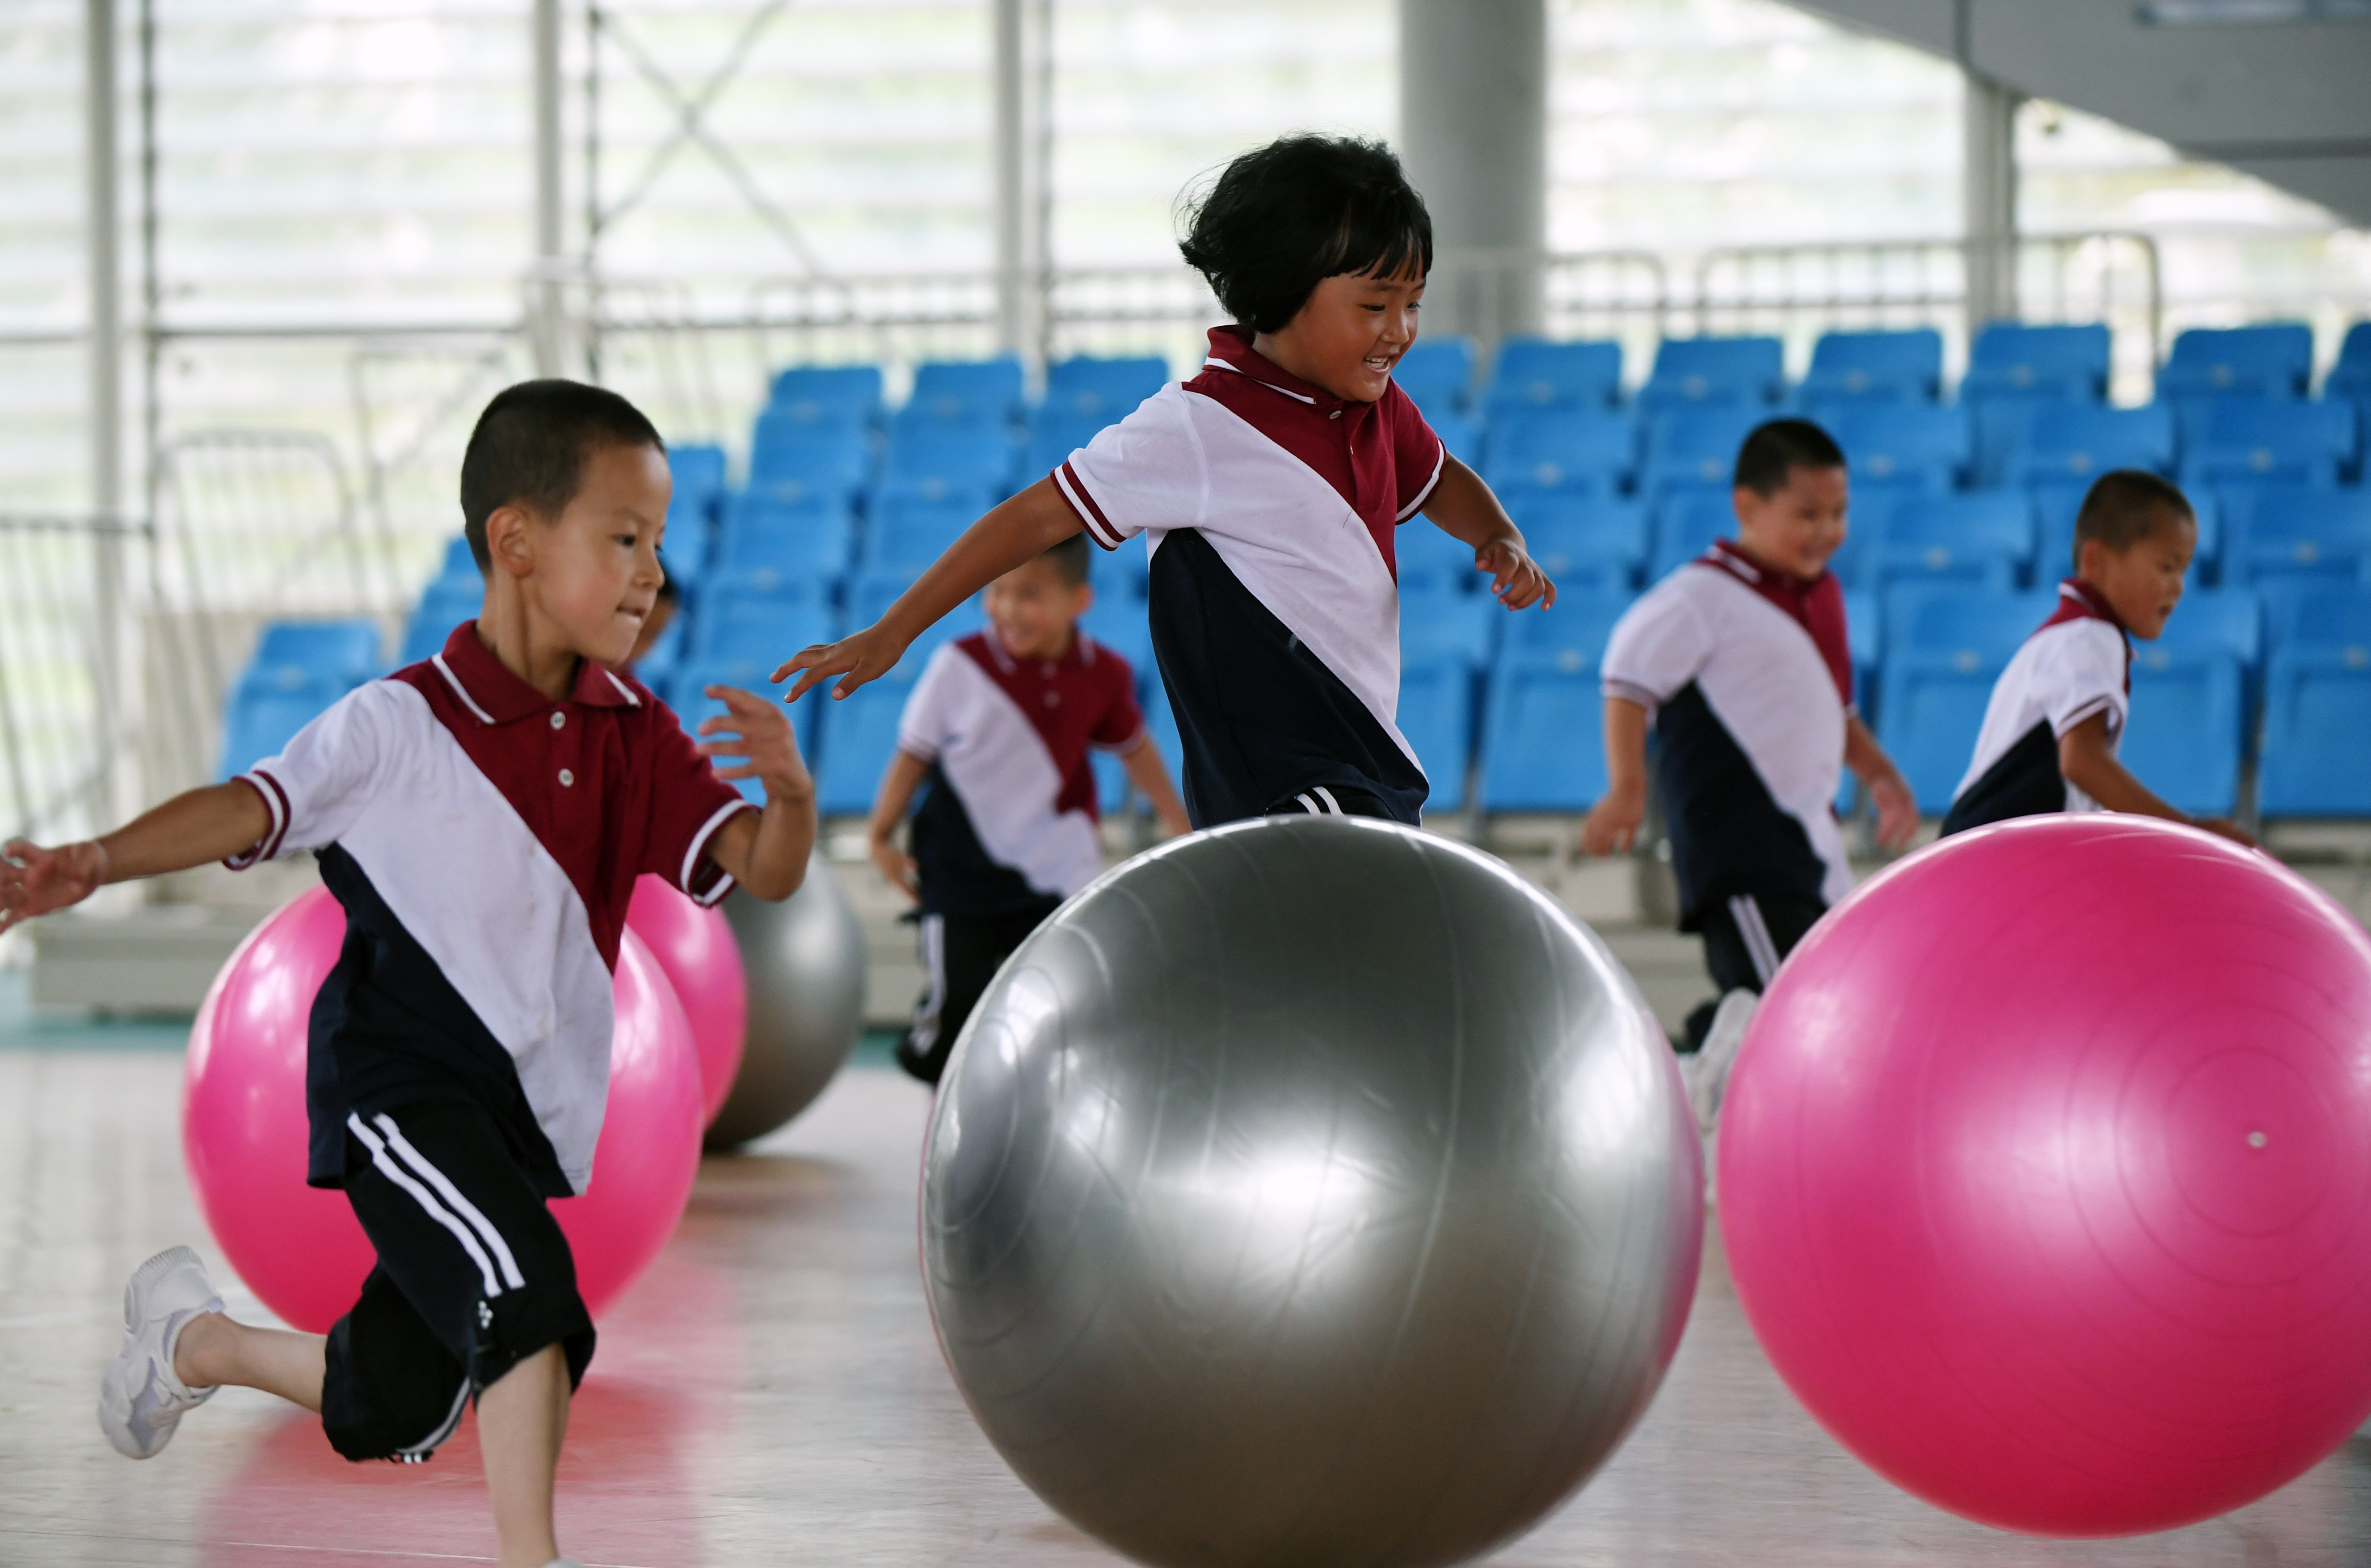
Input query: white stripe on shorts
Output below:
<box><xmin>1728</xmin><ymin>894</ymin><xmax>1781</xmax><ymax>986</ymax></box>
<box><xmin>373</xmin><ymin>1113</ymin><xmax>526</xmax><ymax>1291</ymax></box>
<box><xmin>346</xmin><ymin>1113</ymin><xmax>503</xmax><ymax>1299</ymax></box>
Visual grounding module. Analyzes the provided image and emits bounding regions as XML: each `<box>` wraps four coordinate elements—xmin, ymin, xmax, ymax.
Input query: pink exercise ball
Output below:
<box><xmin>1719</xmin><ymin>815</ymin><xmax>2371</xmax><ymax>1537</ymax></box>
<box><xmin>625</xmin><ymin>874</ymin><xmax>748</xmax><ymax>1127</ymax></box>
<box><xmin>183</xmin><ymin>885</ymin><xmax>705</xmax><ymax>1335</ymax></box>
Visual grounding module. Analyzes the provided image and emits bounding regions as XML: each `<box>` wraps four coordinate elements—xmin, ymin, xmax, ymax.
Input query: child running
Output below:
<box><xmin>0</xmin><ymin>380</ymin><xmax>817</xmax><ymax>1568</ymax></box>
<box><xmin>1941</xmin><ymin>469</ymin><xmax>2253</xmax><ymax>844</ymax></box>
<box><xmin>1583</xmin><ymin>419</ymin><xmax>1916</xmax><ymax>1109</ymax></box>
<box><xmin>778</xmin><ymin>134</ymin><xmax>1555</xmax><ymax>826</ymax></box>
<box><xmin>868</xmin><ymin>535</ymin><xmax>1189</xmax><ymax>1084</ymax></box>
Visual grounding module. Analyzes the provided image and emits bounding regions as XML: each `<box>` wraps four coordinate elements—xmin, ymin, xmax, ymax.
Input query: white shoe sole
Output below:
<box><xmin>97</xmin><ymin>1246</ymin><xmax>221</xmax><ymax>1460</ymax></box>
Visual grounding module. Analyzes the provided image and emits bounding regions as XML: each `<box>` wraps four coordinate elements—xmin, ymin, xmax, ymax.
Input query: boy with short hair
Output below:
<box><xmin>1583</xmin><ymin>418</ymin><xmax>1916</xmax><ymax>1074</ymax></box>
<box><xmin>0</xmin><ymin>379</ymin><xmax>817</xmax><ymax>1568</ymax></box>
<box><xmin>778</xmin><ymin>133</ymin><xmax>1556</xmax><ymax>827</ymax></box>
<box><xmin>1942</xmin><ymin>469</ymin><xmax>2252</xmax><ymax>844</ymax></box>
<box><xmin>868</xmin><ymin>534</ymin><xmax>1189</xmax><ymax>1084</ymax></box>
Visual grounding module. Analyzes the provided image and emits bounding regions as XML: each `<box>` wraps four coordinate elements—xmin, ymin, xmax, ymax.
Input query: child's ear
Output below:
<box><xmin>484</xmin><ymin>503</ymin><xmax>538</xmax><ymax>578</ymax></box>
<box><xmin>1730</xmin><ymin>485</ymin><xmax>1758</xmax><ymax>530</ymax></box>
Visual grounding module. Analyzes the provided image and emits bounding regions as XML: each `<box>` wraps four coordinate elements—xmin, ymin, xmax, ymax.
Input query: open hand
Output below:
<box><xmin>1579</xmin><ymin>784</ymin><xmax>1647</xmax><ymax>857</ymax></box>
<box><xmin>771</xmin><ymin>622</ymin><xmax>910</xmax><ymax>704</ymax></box>
<box><xmin>698</xmin><ymin>686</ymin><xmax>815</xmax><ymax>804</ymax></box>
<box><xmin>0</xmin><ymin>838</ymin><xmax>107</xmax><ymax>936</ymax></box>
<box><xmin>1477</xmin><ymin>540</ymin><xmax>1556</xmax><ymax>611</ymax></box>
<box><xmin>1866</xmin><ymin>767</ymin><xmax>1919</xmax><ymax>851</ymax></box>
<box><xmin>869</xmin><ymin>836</ymin><xmax>919</xmax><ymax>901</ymax></box>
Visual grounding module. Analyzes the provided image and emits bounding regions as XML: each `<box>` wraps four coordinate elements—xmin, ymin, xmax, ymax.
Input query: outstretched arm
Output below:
<box><xmin>773</xmin><ymin>478</ymin><xmax>1084</xmax><ymax>703</ymax></box>
<box><xmin>696</xmin><ymin>685</ymin><xmax>819</xmax><ymax>901</ymax></box>
<box><xmin>1844</xmin><ymin>714</ymin><xmax>1918</xmax><ymax>851</ymax></box>
<box><xmin>1579</xmin><ymin>696</ymin><xmax>1651</xmax><ymax>856</ymax></box>
<box><xmin>1418</xmin><ymin>455</ymin><xmax>1556</xmax><ymax>611</ymax></box>
<box><xmin>2059</xmin><ymin>712</ymin><xmax>2254</xmax><ymax>846</ymax></box>
<box><xmin>1</xmin><ymin>782</ymin><xmax>272</xmax><ymax>935</ymax></box>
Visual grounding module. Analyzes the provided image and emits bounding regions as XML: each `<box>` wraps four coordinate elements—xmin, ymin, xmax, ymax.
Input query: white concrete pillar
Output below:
<box><xmin>994</xmin><ymin>0</ymin><xmax>1051</xmax><ymax>367</ymax></box>
<box><xmin>1963</xmin><ymin>67</ymin><xmax>2020</xmax><ymax>338</ymax></box>
<box><xmin>87</xmin><ymin>0</ymin><xmax>126</xmax><ymax>819</ymax></box>
<box><xmin>531</xmin><ymin>0</ymin><xmax>568</xmax><ymax>375</ymax></box>
<box><xmin>1398</xmin><ymin>0</ymin><xmax>1548</xmax><ymax>346</ymax></box>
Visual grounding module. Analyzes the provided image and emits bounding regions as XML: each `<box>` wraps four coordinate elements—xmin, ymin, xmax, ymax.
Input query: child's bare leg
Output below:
<box><xmin>477</xmin><ymin>1342</ymin><xmax>570</xmax><ymax>1568</ymax></box>
<box><xmin>173</xmin><ymin>1312</ymin><xmax>325</xmax><ymax>1412</ymax></box>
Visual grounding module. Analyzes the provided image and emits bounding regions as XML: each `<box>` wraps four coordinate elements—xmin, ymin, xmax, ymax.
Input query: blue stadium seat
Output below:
<box><xmin>1089</xmin><ymin>538</ymin><xmax>1149</xmax><ymax>602</ymax></box>
<box><xmin>882</xmin><ymin>424</ymin><xmax>1016</xmax><ymax>499</ymax></box>
<box><xmin>1397</xmin><ymin>523</ymin><xmax>1482</xmax><ymax>594</ymax></box>
<box><xmin>1043</xmin><ymin>355</ymin><xmax>1170</xmax><ymax>423</ymax></box>
<box><xmin>218</xmin><ymin>619</ymin><xmax>384</xmax><ymax>778</ymax></box>
<box><xmin>2259</xmin><ymin>645</ymin><xmax>2371</xmax><ymax>818</ymax></box>
<box><xmin>1843</xmin><ymin>588</ymin><xmax>1881</xmax><ymax>722</ymax></box>
<box><xmin>1638</xmin><ymin>336</ymin><xmax>1785</xmax><ymax>411</ymax></box>
<box><xmin>2222</xmin><ymin>484</ymin><xmax>2371</xmax><ymax>583</ymax></box>
<box><xmin>1507</xmin><ymin>493</ymin><xmax>1650</xmax><ymax>587</ymax></box>
<box><xmin>1399</xmin><ymin>658</ymin><xmax>1479</xmax><ymax>812</ymax></box>
<box><xmin>1482</xmin><ymin>338</ymin><xmax>1624</xmax><ymax>414</ymax></box>
<box><xmin>1882</xmin><ymin>582</ymin><xmax>2055</xmax><ymax>662</ymax></box>
<box><xmin>1869</xmin><ymin>493</ymin><xmax>2032</xmax><ymax>588</ymax></box>
<box><xmin>1432</xmin><ymin>412</ymin><xmax>1482</xmax><ymax>465</ymax></box>
<box><xmin>846</xmin><ymin>572</ymin><xmax>987</xmax><ymax>642</ymax></box>
<box><xmin>901</xmin><ymin>356</ymin><xmax>1025</xmax><ymax>428</ymax></box>
<box><xmin>1393</xmin><ymin>338</ymin><xmax>1477</xmax><ymax>417</ymax></box>
<box><xmin>2326</xmin><ymin>323</ymin><xmax>2371</xmax><ymax>455</ymax></box>
<box><xmin>1962</xmin><ymin>322</ymin><xmax>2110</xmax><ymax>403</ymax></box>
<box><xmin>1641</xmin><ymin>407</ymin><xmax>1763</xmax><ymax>496</ymax></box>
<box><xmin>1477</xmin><ymin>593</ymin><xmax>1627</xmax><ymax>812</ymax></box>
<box><xmin>2156</xmin><ymin>586</ymin><xmax>2261</xmax><ymax>667</ymax></box>
<box><xmin>2257</xmin><ymin>578</ymin><xmax>2371</xmax><ymax>657</ymax></box>
<box><xmin>631</xmin><ymin>610</ymin><xmax>685</xmax><ymax>693</ymax></box>
<box><xmin>808</xmin><ymin>599</ymin><xmax>985</xmax><ymax>815</ymax></box>
<box><xmin>767</xmin><ymin>365</ymin><xmax>884</xmax><ymax>425</ymax></box>
<box><xmin>2011</xmin><ymin>402</ymin><xmax>2176</xmax><ymax>486</ymax></box>
<box><xmin>715</xmin><ymin>495</ymin><xmax>854</xmax><ymax>588</ymax></box>
<box><xmin>1400</xmin><ymin>583</ymin><xmax>1495</xmax><ymax>667</ymax></box>
<box><xmin>1482</xmin><ymin>408</ymin><xmax>1635</xmax><ymax>495</ymax></box>
<box><xmin>1023</xmin><ymin>410</ymin><xmax>1106</xmax><ymax>477</ymax></box>
<box><xmin>691</xmin><ymin>584</ymin><xmax>836</xmax><ymax>665</ymax></box>
<box><xmin>2182</xmin><ymin>397</ymin><xmax>2357</xmax><ymax>489</ymax></box>
<box><xmin>2122</xmin><ymin>648</ymin><xmax>2245</xmax><ymax>816</ymax></box>
<box><xmin>1079</xmin><ymin>595</ymin><xmax>1153</xmax><ymax>668</ymax></box>
<box><xmin>1648</xmin><ymin>487</ymin><xmax>1735</xmax><ymax>580</ymax></box>
<box><xmin>430</xmin><ymin>534</ymin><xmax>480</xmax><ymax>587</ymax></box>
<box><xmin>1798</xmin><ymin>328</ymin><xmax>1942</xmax><ymax>407</ymax></box>
<box><xmin>667</xmin><ymin>660</ymin><xmax>823</xmax><ymax>804</ymax></box>
<box><xmin>401</xmin><ymin>578</ymin><xmax>480</xmax><ymax>664</ymax></box>
<box><xmin>1877</xmin><ymin>648</ymin><xmax>2004</xmax><ymax>815</ymax></box>
<box><xmin>864</xmin><ymin>493</ymin><xmax>980</xmax><ymax>574</ymax></box>
<box><xmin>746</xmin><ymin>416</ymin><xmax>871</xmax><ymax>509</ymax></box>
<box><xmin>2159</xmin><ymin>323</ymin><xmax>2314</xmax><ymax>403</ymax></box>
<box><xmin>1138</xmin><ymin>675</ymin><xmax>1186</xmax><ymax>795</ymax></box>
<box><xmin>656</xmin><ymin>509</ymin><xmax>716</xmax><ymax>598</ymax></box>
<box><xmin>667</xmin><ymin>443</ymin><xmax>729</xmax><ymax>526</ymax></box>
<box><xmin>1824</xmin><ymin>402</ymin><xmax>1969</xmax><ymax>493</ymax></box>
<box><xmin>1496</xmin><ymin>588</ymin><xmax>1631</xmax><ymax>670</ymax></box>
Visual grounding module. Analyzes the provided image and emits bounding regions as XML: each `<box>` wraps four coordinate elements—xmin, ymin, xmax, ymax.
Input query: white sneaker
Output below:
<box><xmin>1683</xmin><ymin>987</ymin><xmax>1760</xmax><ymax>1136</ymax></box>
<box><xmin>97</xmin><ymin>1245</ymin><xmax>223</xmax><ymax>1459</ymax></box>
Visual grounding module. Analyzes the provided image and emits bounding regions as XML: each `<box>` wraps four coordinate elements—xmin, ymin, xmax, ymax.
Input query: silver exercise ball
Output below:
<box><xmin>921</xmin><ymin>817</ymin><xmax>1703</xmax><ymax>1568</ymax></box>
<box><xmin>705</xmin><ymin>853</ymin><xmax>867</xmax><ymax>1150</ymax></box>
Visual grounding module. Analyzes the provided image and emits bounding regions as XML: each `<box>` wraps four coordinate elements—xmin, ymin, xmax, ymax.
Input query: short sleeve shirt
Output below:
<box><xmin>1949</xmin><ymin>579</ymin><xmax>2132</xmax><ymax>822</ymax></box>
<box><xmin>230</xmin><ymin>622</ymin><xmax>755</xmax><ymax>1195</ymax></box>
<box><xmin>897</xmin><ymin>630</ymin><xmax>1143</xmax><ymax>914</ymax></box>
<box><xmin>1046</xmin><ymin>327</ymin><xmax>1446</xmax><ymax>825</ymax></box>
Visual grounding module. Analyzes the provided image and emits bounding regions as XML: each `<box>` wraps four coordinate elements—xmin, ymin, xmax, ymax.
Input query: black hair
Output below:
<box><xmin>459</xmin><ymin>379</ymin><xmax>665</xmax><ymax>572</ymax></box>
<box><xmin>1041</xmin><ymin>531</ymin><xmax>1091</xmax><ymax>587</ymax></box>
<box><xmin>2073</xmin><ymin>470</ymin><xmax>2194</xmax><ymax>569</ymax></box>
<box><xmin>1734</xmin><ymin>418</ymin><xmax>1847</xmax><ymax>497</ymax></box>
<box><xmin>1177</xmin><ymin>135</ymin><xmax>1433</xmax><ymax>334</ymax></box>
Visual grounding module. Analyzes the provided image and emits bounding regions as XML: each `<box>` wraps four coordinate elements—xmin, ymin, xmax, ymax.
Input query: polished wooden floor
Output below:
<box><xmin>3</xmin><ymin>1041</ymin><xmax>2367</xmax><ymax>1567</ymax></box>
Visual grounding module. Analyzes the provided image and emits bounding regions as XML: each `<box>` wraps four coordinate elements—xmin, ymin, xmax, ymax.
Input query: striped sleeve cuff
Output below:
<box><xmin>1602</xmin><ymin>679</ymin><xmax>1661</xmax><ymax>710</ymax></box>
<box><xmin>2051</xmin><ymin>693</ymin><xmax>2119</xmax><ymax>738</ymax></box>
<box><xmin>1053</xmin><ymin>461</ymin><xmax>1126</xmax><ymax>551</ymax></box>
<box><xmin>681</xmin><ymin>799</ymin><xmax>758</xmax><ymax>907</ymax></box>
<box><xmin>222</xmin><ymin>770</ymin><xmax>291</xmax><ymax>870</ymax></box>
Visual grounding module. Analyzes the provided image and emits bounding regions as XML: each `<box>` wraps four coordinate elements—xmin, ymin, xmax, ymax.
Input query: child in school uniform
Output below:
<box><xmin>1</xmin><ymin>380</ymin><xmax>817</xmax><ymax>1568</ymax></box>
<box><xmin>1942</xmin><ymin>469</ymin><xmax>2253</xmax><ymax>844</ymax></box>
<box><xmin>1582</xmin><ymin>419</ymin><xmax>1917</xmax><ymax>1115</ymax></box>
<box><xmin>777</xmin><ymin>133</ymin><xmax>1555</xmax><ymax>826</ymax></box>
<box><xmin>867</xmin><ymin>534</ymin><xmax>1189</xmax><ymax>1084</ymax></box>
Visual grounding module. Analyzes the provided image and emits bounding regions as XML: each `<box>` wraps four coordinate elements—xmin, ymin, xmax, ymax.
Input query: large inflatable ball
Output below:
<box><xmin>182</xmin><ymin>886</ymin><xmax>704</xmax><ymax>1333</ymax></box>
<box><xmin>704</xmin><ymin>853</ymin><xmax>867</xmax><ymax>1150</ymax></box>
<box><xmin>1720</xmin><ymin>815</ymin><xmax>2371</xmax><ymax>1536</ymax></box>
<box><xmin>922</xmin><ymin>818</ymin><xmax>1702</xmax><ymax>1568</ymax></box>
<box><xmin>625</xmin><ymin>874</ymin><xmax>749</xmax><ymax>1126</ymax></box>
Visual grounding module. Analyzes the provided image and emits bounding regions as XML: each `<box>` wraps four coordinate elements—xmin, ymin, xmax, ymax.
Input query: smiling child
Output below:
<box><xmin>776</xmin><ymin>134</ymin><xmax>1555</xmax><ymax>827</ymax></box>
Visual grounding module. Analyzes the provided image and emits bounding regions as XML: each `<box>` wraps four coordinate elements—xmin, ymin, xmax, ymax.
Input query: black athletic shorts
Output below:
<box><xmin>1678</xmin><ymin>888</ymin><xmax>1828</xmax><ymax>1053</ymax></box>
<box><xmin>899</xmin><ymin>899</ymin><xmax>1062</xmax><ymax>1086</ymax></box>
<box><xmin>321</xmin><ymin>1100</ymin><xmax>596</xmax><ymax>1463</ymax></box>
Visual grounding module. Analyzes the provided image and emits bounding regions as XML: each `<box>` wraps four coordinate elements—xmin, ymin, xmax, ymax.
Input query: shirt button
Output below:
<box><xmin>558</xmin><ymin>769</ymin><xmax>574</xmax><ymax>787</ymax></box>
<box><xmin>550</xmin><ymin>711</ymin><xmax>565</xmax><ymax>729</ymax></box>
<box><xmin>1044</xmin><ymin>692</ymin><xmax>1060</xmax><ymax>708</ymax></box>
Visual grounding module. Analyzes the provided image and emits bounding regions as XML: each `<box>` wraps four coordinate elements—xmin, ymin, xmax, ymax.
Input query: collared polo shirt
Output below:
<box><xmin>1601</xmin><ymin>542</ymin><xmax>1857</xmax><ymax>926</ymax></box>
<box><xmin>229</xmin><ymin>622</ymin><xmax>753</xmax><ymax>1196</ymax></box>
<box><xmin>1942</xmin><ymin>578</ymin><xmax>2133</xmax><ymax>834</ymax></box>
<box><xmin>1049</xmin><ymin>325</ymin><xmax>1447</xmax><ymax>826</ymax></box>
<box><xmin>897</xmin><ymin>628</ymin><xmax>1145</xmax><ymax>917</ymax></box>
